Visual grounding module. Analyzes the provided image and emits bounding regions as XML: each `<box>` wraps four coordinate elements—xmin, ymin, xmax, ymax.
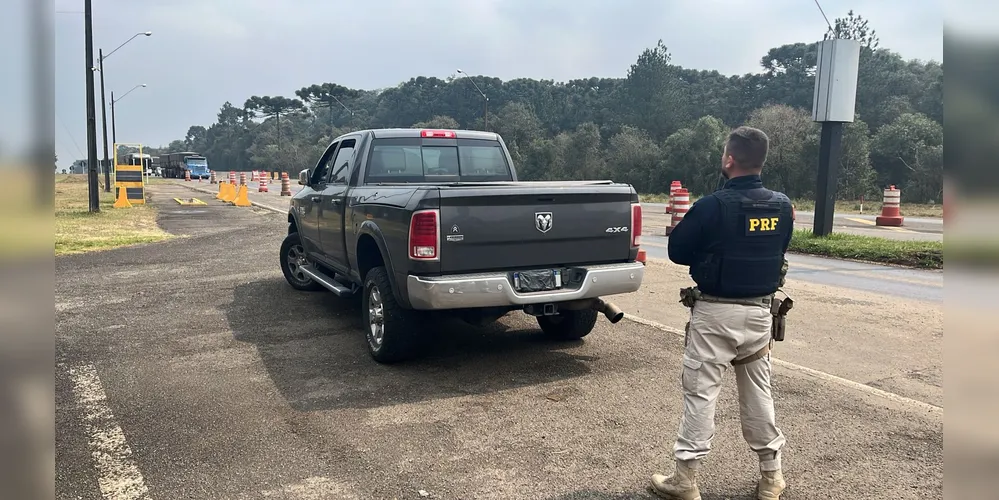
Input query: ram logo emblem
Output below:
<box><xmin>535</xmin><ymin>212</ymin><xmax>553</xmax><ymax>233</ymax></box>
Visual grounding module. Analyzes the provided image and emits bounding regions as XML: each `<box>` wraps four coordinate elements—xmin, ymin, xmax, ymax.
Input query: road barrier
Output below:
<box><xmin>258</xmin><ymin>172</ymin><xmax>269</xmax><ymax>193</ymax></box>
<box><xmin>232</xmin><ymin>184</ymin><xmax>252</xmax><ymax>207</ymax></box>
<box><xmin>229</xmin><ymin>171</ymin><xmax>236</xmax><ymax>185</ymax></box>
<box><xmin>875</xmin><ymin>185</ymin><xmax>904</xmax><ymax>227</ymax></box>
<box><xmin>221</xmin><ymin>182</ymin><xmax>237</xmax><ymax>203</ymax></box>
<box><xmin>280</xmin><ymin>172</ymin><xmax>292</xmax><ymax>196</ymax></box>
<box><xmin>113</xmin><ymin>162</ymin><xmax>145</xmax><ymax>206</ymax></box>
<box><xmin>239</xmin><ymin>172</ymin><xmax>247</xmax><ymax>187</ymax></box>
<box><xmin>210</xmin><ymin>171</ymin><xmax>216</xmax><ymax>184</ymax></box>
<box><xmin>216</xmin><ymin>181</ymin><xmax>227</xmax><ymax>200</ymax></box>
<box><xmin>665</xmin><ymin>188</ymin><xmax>689</xmax><ymax>236</ymax></box>
<box><xmin>665</xmin><ymin>180</ymin><xmax>682</xmax><ymax>214</ymax></box>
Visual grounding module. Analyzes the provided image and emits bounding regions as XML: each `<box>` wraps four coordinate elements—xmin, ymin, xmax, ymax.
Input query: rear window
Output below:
<box><xmin>364</xmin><ymin>137</ymin><xmax>513</xmax><ymax>183</ymax></box>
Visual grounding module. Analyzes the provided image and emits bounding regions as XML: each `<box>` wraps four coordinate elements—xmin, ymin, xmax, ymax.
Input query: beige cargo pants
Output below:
<box><xmin>672</xmin><ymin>298</ymin><xmax>786</xmax><ymax>471</ymax></box>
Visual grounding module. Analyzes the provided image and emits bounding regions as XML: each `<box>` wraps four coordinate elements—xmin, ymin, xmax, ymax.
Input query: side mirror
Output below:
<box><xmin>299</xmin><ymin>169</ymin><xmax>310</xmax><ymax>186</ymax></box>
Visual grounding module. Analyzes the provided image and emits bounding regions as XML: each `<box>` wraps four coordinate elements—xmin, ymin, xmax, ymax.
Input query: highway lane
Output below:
<box><xmin>641</xmin><ymin>201</ymin><xmax>943</xmax><ymax>241</ymax></box>
<box><xmin>641</xmin><ymin>234</ymin><xmax>943</xmax><ymax>303</ymax></box>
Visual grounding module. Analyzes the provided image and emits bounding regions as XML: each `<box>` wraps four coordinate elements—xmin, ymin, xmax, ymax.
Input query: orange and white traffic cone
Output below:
<box><xmin>875</xmin><ymin>185</ymin><xmax>904</xmax><ymax>226</ymax></box>
<box><xmin>210</xmin><ymin>170</ymin><xmax>216</xmax><ymax>184</ymax></box>
<box><xmin>258</xmin><ymin>172</ymin><xmax>268</xmax><ymax>193</ymax></box>
<box><xmin>665</xmin><ymin>180</ymin><xmax>681</xmax><ymax>214</ymax></box>
<box><xmin>665</xmin><ymin>188</ymin><xmax>689</xmax><ymax>236</ymax></box>
<box><xmin>184</xmin><ymin>170</ymin><xmax>191</xmax><ymax>182</ymax></box>
<box><xmin>280</xmin><ymin>172</ymin><xmax>292</xmax><ymax>196</ymax></box>
<box><xmin>239</xmin><ymin>171</ymin><xmax>247</xmax><ymax>187</ymax></box>
<box><xmin>229</xmin><ymin>171</ymin><xmax>236</xmax><ymax>185</ymax></box>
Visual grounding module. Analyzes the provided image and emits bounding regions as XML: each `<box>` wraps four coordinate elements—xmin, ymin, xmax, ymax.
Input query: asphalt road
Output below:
<box><xmin>641</xmin><ymin>202</ymin><xmax>943</xmax><ymax>242</ymax></box>
<box><xmin>55</xmin><ymin>182</ymin><xmax>941</xmax><ymax>499</ymax></box>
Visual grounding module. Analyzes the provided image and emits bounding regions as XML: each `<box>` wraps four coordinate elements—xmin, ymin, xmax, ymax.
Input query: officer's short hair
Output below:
<box><xmin>726</xmin><ymin>126</ymin><xmax>769</xmax><ymax>170</ymax></box>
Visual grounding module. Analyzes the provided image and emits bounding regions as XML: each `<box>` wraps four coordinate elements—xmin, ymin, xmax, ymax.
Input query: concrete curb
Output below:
<box><xmin>174</xmin><ymin>182</ymin><xmax>289</xmax><ymax>215</ymax></box>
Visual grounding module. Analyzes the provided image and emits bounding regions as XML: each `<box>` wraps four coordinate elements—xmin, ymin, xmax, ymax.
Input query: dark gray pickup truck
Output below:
<box><xmin>279</xmin><ymin>128</ymin><xmax>646</xmax><ymax>363</ymax></box>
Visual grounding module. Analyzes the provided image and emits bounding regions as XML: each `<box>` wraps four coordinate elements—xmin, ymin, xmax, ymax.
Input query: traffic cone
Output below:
<box><xmin>210</xmin><ymin>170</ymin><xmax>217</xmax><ymax>184</ymax></box>
<box><xmin>665</xmin><ymin>188</ymin><xmax>689</xmax><ymax>236</ymax></box>
<box><xmin>258</xmin><ymin>172</ymin><xmax>269</xmax><ymax>193</ymax></box>
<box><xmin>239</xmin><ymin>171</ymin><xmax>247</xmax><ymax>187</ymax></box>
<box><xmin>184</xmin><ymin>170</ymin><xmax>191</xmax><ymax>182</ymax></box>
<box><xmin>665</xmin><ymin>180</ymin><xmax>682</xmax><ymax>214</ymax></box>
<box><xmin>232</xmin><ymin>184</ymin><xmax>252</xmax><ymax>207</ymax></box>
<box><xmin>875</xmin><ymin>185</ymin><xmax>904</xmax><ymax>226</ymax></box>
<box><xmin>229</xmin><ymin>171</ymin><xmax>236</xmax><ymax>185</ymax></box>
<box><xmin>280</xmin><ymin>172</ymin><xmax>292</xmax><ymax>196</ymax></box>
<box><xmin>113</xmin><ymin>186</ymin><xmax>133</xmax><ymax>208</ymax></box>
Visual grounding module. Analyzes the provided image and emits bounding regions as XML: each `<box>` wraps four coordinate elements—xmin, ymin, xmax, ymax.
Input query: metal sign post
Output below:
<box><xmin>810</xmin><ymin>38</ymin><xmax>861</xmax><ymax>237</ymax></box>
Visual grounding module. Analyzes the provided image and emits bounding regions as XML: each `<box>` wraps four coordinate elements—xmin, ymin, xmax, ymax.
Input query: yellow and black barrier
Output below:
<box><xmin>114</xmin><ymin>163</ymin><xmax>145</xmax><ymax>206</ymax></box>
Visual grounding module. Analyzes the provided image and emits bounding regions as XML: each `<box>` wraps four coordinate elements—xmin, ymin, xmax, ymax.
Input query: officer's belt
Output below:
<box><xmin>696</xmin><ymin>292</ymin><xmax>772</xmax><ymax>308</ymax></box>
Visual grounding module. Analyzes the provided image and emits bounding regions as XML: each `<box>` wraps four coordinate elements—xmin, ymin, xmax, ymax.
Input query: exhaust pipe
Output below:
<box><xmin>592</xmin><ymin>298</ymin><xmax>624</xmax><ymax>324</ymax></box>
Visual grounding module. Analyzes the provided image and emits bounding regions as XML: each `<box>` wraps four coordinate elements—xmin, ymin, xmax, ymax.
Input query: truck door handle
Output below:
<box><xmin>311</xmin><ymin>196</ymin><xmax>321</xmax><ymax>203</ymax></box>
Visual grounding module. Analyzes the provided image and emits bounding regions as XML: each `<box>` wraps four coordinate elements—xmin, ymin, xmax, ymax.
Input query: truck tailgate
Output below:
<box><xmin>437</xmin><ymin>184</ymin><xmax>637</xmax><ymax>274</ymax></box>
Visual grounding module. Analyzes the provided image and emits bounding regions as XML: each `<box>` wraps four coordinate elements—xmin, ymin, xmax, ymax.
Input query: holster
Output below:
<box><xmin>770</xmin><ymin>296</ymin><xmax>794</xmax><ymax>342</ymax></box>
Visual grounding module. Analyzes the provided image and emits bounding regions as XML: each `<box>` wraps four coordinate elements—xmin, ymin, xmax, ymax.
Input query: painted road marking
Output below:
<box><xmin>846</xmin><ymin>217</ymin><xmax>876</xmax><ymax>226</ymax></box>
<box><xmin>66</xmin><ymin>363</ymin><xmax>151</xmax><ymax>500</ymax></box>
<box><xmin>623</xmin><ymin>314</ymin><xmax>943</xmax><ymax>414</ymax></box>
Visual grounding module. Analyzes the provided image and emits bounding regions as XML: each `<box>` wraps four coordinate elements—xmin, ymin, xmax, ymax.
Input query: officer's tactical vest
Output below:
<box><xmin>691</xmin><ymin>187</ymin><xmax>792</xmax><ymax>298</ymax></box>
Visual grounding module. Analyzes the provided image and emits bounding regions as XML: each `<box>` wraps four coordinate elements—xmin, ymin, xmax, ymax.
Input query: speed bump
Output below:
<box><xmin>174</xmin><ymin>198</ymin><xmax>207</xmax><ymax>206</ymax></box>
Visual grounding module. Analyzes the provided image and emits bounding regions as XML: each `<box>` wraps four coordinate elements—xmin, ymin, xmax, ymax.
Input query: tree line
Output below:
<box><xmin>141</xmin><ymin>10</ymin><xmax>942</xmax><ymax>202</ymax></box>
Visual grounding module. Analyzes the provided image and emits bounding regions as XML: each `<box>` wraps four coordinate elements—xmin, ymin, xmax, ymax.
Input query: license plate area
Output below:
<box><xmin>512</xmin><ymin>269</ymin><xmax>563</xmax><ymax>293</ymax></box>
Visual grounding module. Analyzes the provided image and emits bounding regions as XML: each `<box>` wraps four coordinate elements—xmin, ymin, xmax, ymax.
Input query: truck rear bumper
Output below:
<box><xmin>406</xmin><ymin>262</ymin><xmax>645</xmax><ymax>310</ymax></box>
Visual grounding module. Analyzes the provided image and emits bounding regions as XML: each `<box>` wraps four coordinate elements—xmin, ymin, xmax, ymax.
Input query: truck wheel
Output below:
<box><xmin>537</xmin><ymin>309</ymin><xmax>599</xmax><ymax>340</ymax></box>
<box><xmin>280</xmin><ymin>232</ymin><xmax>324</xmax><ymax>292</ymax></box>
<box><xmin>362</xmin><ymin>266</ymin><xmax>422</xmax><ymax>363</ymax></box>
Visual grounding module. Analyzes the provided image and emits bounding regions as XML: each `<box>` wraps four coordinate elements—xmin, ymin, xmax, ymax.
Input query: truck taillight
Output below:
<box><xmin>409</xmin><ymin>209</ymin><xmax>440</xmax><ymax>260</ymax></box>
<box><xmin>631</xmin><ymin>203</ymin><xmax>642</xmax><ymax>247</ymax></box>
<box><xmin>421</xmin><ymin>129</ymin><xmax>456</xmax><ymax>138</ymax></box>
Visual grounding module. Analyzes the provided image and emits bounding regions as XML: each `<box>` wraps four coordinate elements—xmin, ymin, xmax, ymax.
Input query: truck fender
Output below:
<box><xmin>355</xmin><ymin>221</ymin><xmax>407</xmax><ymax>307</ymax></box>
<box><xmin>287</xmin><ymin>210</ymin><xmax>300</xmax><ymax>234</ymax></box>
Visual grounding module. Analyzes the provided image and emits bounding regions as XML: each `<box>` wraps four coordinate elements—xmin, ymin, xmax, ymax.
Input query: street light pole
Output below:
<box><xmin>84</xmin><ymin>0</ymin><xmax>100</xmax><ymax>212</ymax></box>
<box><xmin>99</xmin><ymin>49</ymin><xmax>110</xmax><ymax>191</ymax></box>
<box><xmin>111</xmin><ymin>84</ymin><xmax>146</xmax><ymax>152</ymax></box>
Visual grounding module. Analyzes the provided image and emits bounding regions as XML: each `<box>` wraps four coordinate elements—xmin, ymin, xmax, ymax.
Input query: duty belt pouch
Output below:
<box><xmin>770</xmin><ymin>296</ymin><xmax>793</xmax><ymax>342</ymax></box>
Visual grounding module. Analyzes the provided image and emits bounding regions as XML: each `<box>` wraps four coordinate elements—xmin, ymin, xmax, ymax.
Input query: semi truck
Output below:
<box><xmin>161</xmin><ymin>152</ymin><xmax>211</xmax><ymax>179</ymax></box>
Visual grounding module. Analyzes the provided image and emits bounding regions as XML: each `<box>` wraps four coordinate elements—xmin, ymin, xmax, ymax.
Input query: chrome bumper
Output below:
<box><xmin>406</xmin><ymin>262</ymin><xmax>645</xmax><ymax>310</ymax></box>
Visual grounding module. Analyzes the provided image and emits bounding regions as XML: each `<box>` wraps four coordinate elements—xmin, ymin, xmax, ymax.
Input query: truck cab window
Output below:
<box><xmin>310</xmin><ymin>141</ymin><xmax>340</xmax><ymax>185</ymax></box>
<box><xmin>327</xmin><ymin>139</ymin><xmax>357</xmax><ymax>184</ymax></box>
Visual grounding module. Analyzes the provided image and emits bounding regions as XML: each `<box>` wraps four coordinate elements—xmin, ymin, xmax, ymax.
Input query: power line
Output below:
<box><xmin>812</xmin><ymin>0</ymin><xmax>835</xmax><ymax>33</ymax></box>
<box><xmin>56</xmin><ymin>111</ymin><xmax>85</xmax><ymax>159</ymax></box>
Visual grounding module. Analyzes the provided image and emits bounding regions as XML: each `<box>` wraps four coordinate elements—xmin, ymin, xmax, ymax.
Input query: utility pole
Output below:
<box><xmin>111</xmin><ymin>90</ymin><xmax>116</xmax><ymax>151</ymax></box>
<box><xmin>84</xmin><ymin>0</ymin><xmax>100</xmax><ymax>212</ymax></box>
<box><xmin>99</xmin><ymin>49</ymin><xmax>111</xmax><ymax>191</ymax></box>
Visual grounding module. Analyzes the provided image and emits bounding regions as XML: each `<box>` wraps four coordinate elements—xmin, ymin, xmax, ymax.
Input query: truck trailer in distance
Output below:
<box><xmin>161</xmin><ymin>152</ymin><xmax>210</xmax><ymax>179</ymax></box>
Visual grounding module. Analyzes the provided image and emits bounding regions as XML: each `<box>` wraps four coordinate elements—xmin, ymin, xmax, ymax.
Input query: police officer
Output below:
<box><xmin>650</xmin><ymin>126</ymin><xmax>793</xmax><ymax>500</ymax></box>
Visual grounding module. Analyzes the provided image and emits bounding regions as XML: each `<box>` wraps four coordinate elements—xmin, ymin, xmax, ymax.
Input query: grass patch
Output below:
<box><xmin>788</xmin><ymin>229</ymin><xmax>942</xmax><ymax>269</ymax></box>
<box><xmin>55</xmin><ymin>174</ymin><xmax>173</xmax><ymax>256</ymax></box>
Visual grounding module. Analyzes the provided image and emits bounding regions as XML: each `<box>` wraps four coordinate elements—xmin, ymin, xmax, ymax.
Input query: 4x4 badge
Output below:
<box><xmin>535</xmin><ymin>212</ymin><xmax>553</xmax><ymax>233</ymax></box>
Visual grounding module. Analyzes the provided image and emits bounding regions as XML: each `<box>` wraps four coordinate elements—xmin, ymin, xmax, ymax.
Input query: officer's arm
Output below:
<box><xmin>779</xmin><ymin>205</ymin><xmax>794</xmax><ymax>286</ymax></box>
<box><xmin>667</xmin><ymin>196</ymin><xmax>717</xmax><ymax>266</ymax></box>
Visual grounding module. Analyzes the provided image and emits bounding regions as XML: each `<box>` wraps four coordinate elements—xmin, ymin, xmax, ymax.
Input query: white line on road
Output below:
<box><xmin>66</xmin><ymin>363</ymin><xmax>152</xmax><ymax>500</ymax></box>
<box><xmin>622</xmin><ymin>314</ymin><xmax>943</xmax><ymax>415</ymax></box>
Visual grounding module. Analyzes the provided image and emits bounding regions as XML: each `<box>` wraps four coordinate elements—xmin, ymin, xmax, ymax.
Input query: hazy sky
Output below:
<box><xmin>15</xmin><ymin>1</ymin><xmax>949</xmax><ymax>168</ymax></box>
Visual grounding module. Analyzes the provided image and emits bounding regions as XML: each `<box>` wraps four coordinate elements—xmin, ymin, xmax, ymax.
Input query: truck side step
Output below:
<box><xmin>299</xmin><ymin>265</ymin><xmax>357</xmax><ymax>296</ymax></box>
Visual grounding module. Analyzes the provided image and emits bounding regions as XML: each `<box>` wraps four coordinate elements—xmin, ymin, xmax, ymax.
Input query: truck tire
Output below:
<box><xmin>280</xmin><ymin>232</ymin><xmax>325</xmax><ymax>292</ymax></box>
<box><xmin>362</xmin><ymin>266</ymin><xmax>422</xmax><ymax>363</ymax></box>
<box><xmin>537</xmin><ymin>308</ymin><xmax>599</xmax><ymax>341</ymax></box>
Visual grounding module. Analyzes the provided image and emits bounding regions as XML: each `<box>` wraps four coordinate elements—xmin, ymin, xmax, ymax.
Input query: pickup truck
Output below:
<box><xmin>279</xmin><ymin>128</ymin><xmax>646</xmax><ymax>363</ymax></box>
